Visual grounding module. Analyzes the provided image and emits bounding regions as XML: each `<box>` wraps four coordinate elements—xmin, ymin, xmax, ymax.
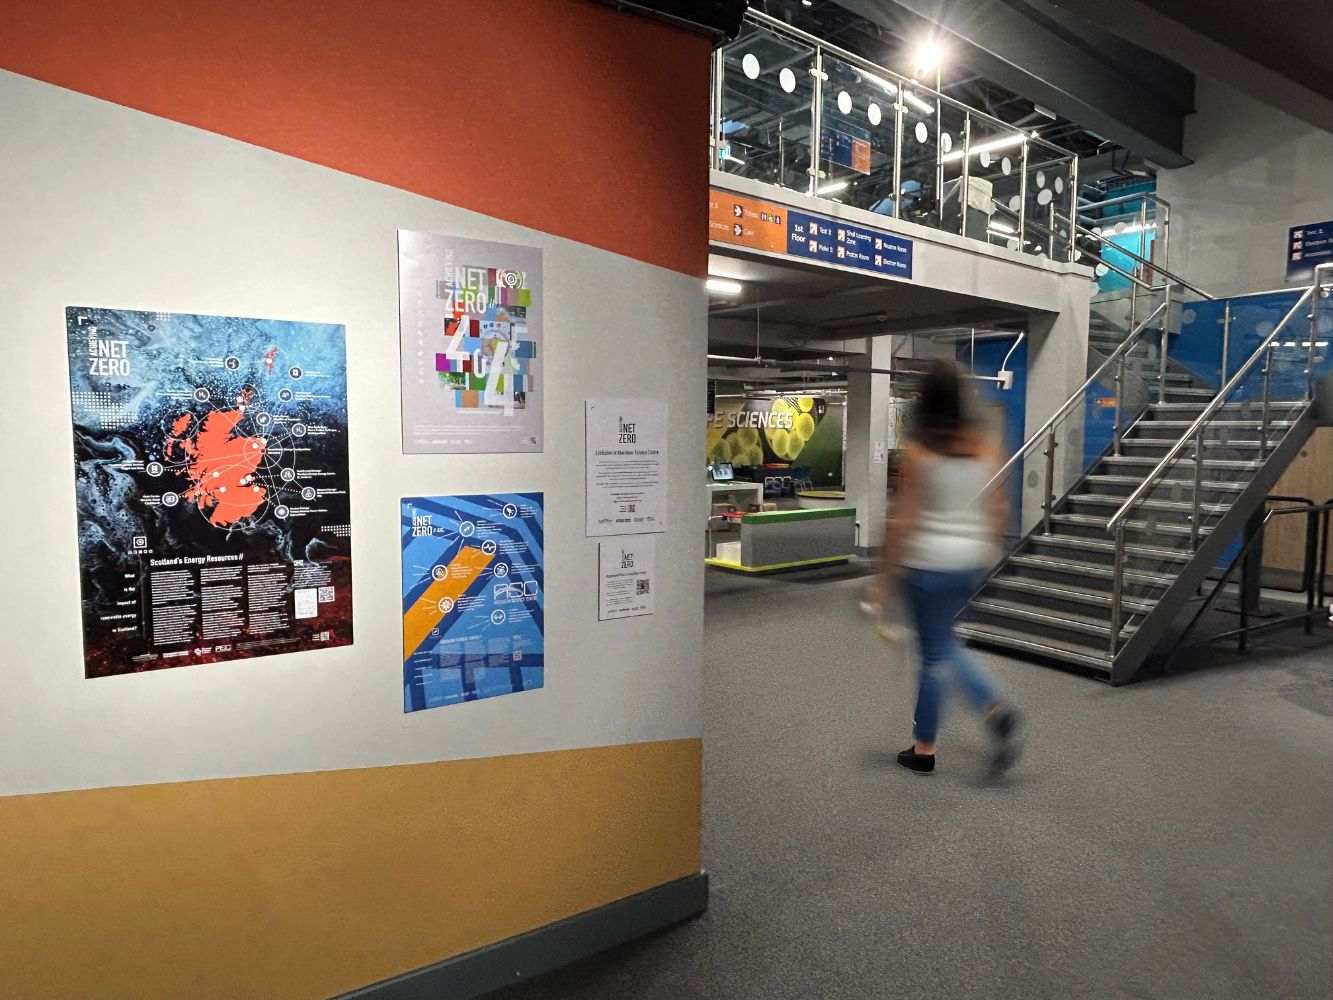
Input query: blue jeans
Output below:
<box><xmin>903</xmin><ymin>567</ymin><xmax>999</xmax><ymax>744</ymax></box>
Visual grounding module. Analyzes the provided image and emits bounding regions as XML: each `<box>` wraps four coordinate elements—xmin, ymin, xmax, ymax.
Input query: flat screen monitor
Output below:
<box><xmin>711</xmin><ymin>462</ymin><xmax>734</xmax><ymax>482</ymax></box>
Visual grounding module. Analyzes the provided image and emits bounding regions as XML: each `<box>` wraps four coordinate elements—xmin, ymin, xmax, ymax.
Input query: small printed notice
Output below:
<box><xmin>598</xmin><ymin>538</ymin><xmax>656</xmax><ymax>621</ymax></box>
<box><xmin>585</xmin><ymin>399</ymin><xmax>667</xmax><ymax>536</ymax></box>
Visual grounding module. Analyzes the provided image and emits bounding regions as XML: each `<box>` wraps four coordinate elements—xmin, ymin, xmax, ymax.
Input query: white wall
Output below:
<box><xmin>0</xmin><ymin>70</ymin><xmax>705</xmax><ymax>796</ymax></box>
<box><xmin>1157</xmin><ymin>75</ymin><xmax>1333</xmax><ymax>296</ymax></box>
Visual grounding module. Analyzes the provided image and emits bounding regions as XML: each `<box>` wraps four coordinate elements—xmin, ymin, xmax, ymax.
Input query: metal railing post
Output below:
<box><xmin>1158</xmin><ymin>199</ymin><xmax>1171</xmax><ymax>274</ymax></box>
<box><xmin>1067</xmin><ymin>156</ymin><xmax>1080</xmax><ymax>263</ymax></box>
<box><xmin>1017</xmin><ymin>140</ymin><xmax>1029</xmax><ymax>251</ymax></box>
<box><xmin>1220</xmin><ymin>301</ymin><xmax>1232</xmax><ymax>385</ymax></box>
<box><xmin>808</xmin><ymin>47</ymin><xmax>825</xmax><ymax>198</ymax></box>
<box><xmin>1137</xmin><ymin>199</ymin><xmax>1149</xmax><ymax>283</ymax></box>
<box><xmin>1190</xmin><ymin>428</ymin><xmax>1204</xmax><ymax>550</ymax></box>
<box><xmin>1308</xmin><ymin>289</ymin><xmax>1320</xmax><ymax>401</ymax></box>
<box><xmin>891</xmin><ymin>94</ymin><xmax>904</xmax><ymax>219</ymax></box>
<box><xmin>1259</xmin><ymin>344</ymin><xmax>1274</xmax><ymax>458</ymax></box>
<box><xmin>711</xmin><ymin>47</ymin><xmax>724</xmax><ymax>170</ymax></box>
<box><xmin>1109</xmin><ymin>523</ymin><xmax>1125</xmax><ymax>656</ymax></box>
<box><xmin>959</xmin><ymin>114</ymin><xmax>971</xmax><ymax>238</ymax></box>
<box><xmin>1046</xmin><ymin>201</ymin><xmax>1056</xmax><ymax>257</ymax></box>
<box><xmin>1112</xmin><ymin>355</ymin><xmax>1125</xmax><ymax>456</ymax></box>
<box><xmin>1042</xmin><ymin>425</ymin><xmax>1057</xmax><ymax>535</ymax></box>
<box><xmin>1158</xmin><ymin>282</ymin><xmax>1172</xmax><ymax>403</ymax></box>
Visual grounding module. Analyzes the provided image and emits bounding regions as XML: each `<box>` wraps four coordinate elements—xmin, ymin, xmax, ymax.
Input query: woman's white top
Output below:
<box><xmin>900</xmin><ymin>451</ymin><xmax>996</xmax><ymax>571</ymax></box>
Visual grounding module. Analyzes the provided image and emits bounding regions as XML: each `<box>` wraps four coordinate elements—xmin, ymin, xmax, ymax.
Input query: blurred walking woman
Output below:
<box><xmin>881</xmin><ymin>360</ymin><xmax>1020</xmax><ymax>776</ymax></box>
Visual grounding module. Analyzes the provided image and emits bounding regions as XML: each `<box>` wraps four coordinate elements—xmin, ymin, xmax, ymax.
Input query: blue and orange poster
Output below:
<box><xmin>401</xmin><ymin>493</ymin><xmax>544</xmax><ymax>712</ymax></box>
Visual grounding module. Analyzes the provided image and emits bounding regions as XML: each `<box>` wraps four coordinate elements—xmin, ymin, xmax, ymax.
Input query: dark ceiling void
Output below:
<box><xmin>821</xmin><ymin>0</ymin><xmax>1196</xmax><ymax>166</ymax></box>
<box><xmin>1049</xmin><ymin>0</ymin><xmax>1333</xmax><ymax>135</ymax></box>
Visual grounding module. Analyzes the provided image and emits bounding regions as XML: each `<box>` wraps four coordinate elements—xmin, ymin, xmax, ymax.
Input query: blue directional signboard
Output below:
<box><xmin>1287</xmin><ymin>220</ymin><xmax>1333</xmax><ymax>283</ymax></box>
<box><xmin>787</xmin><ymin>210</ymin><xmax>914</xmax><ymax>279</ymax></box>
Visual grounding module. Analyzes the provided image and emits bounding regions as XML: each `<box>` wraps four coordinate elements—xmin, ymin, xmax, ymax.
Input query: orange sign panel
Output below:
<box><xmin>708</xmin><ymin>190</ymin><xmax>787</xmax><ymax>253</ymax></box>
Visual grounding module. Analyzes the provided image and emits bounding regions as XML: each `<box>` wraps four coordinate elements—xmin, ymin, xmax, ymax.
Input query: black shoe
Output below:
<box><xmin>897</xmin><ymin>746</ymin><xmax>935</xmax><ymax>774</ymax></box>
<box><xmin>986</xmin><ymin>706</ymin><xmax>1022</xmax><ymax>776</ymax></box>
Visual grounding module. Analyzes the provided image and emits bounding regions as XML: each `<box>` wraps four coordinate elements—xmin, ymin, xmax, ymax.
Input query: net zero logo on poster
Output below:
<box><xmin>65</xmin><ymin>307</ymin><xmax>354</xmax><ymax>678</ymax></box>
<box><xmin>401</xmin><ymin>493</ymin><xmax>544</xmax><ymax>712</ymax></box>
<box><xmin>398</xmin><ymin>230</ymin><xmax>543</xmax><ymax>454</ymax></box>
<box><xmin>585</xmin><ymin>399</ymin><xmax>668</xmax><ymax>536</ymax></box>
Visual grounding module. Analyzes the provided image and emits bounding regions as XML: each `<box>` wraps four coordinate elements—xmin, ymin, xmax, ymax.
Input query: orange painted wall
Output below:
<box><xmin>0</xmin><ymin>740</ymin><xmax>702</xmax><ymax>1000</ymax></box>
<box><xmin>0</xmin><ymin>0</ymin><xmax>709</xmax><ymax>277</ymax></box>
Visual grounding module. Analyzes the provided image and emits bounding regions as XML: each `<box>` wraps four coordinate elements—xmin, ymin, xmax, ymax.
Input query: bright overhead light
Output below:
<box><xmin>706</xmin><ymin>278</ymin><xmax>742</xmax><ymax>294</ymax></box>
<box><xmin>802</xmin><ymin>0</ymin><xmax>812</xmax><ymax>5</ymax></box>
<box><xmin>817</xmin><ymin>179</ymin><xmax>849</xmax><ymax>196</ymax></box>
<box><xmin>988</xmin><ymin>221</ymin><xmax>1015</xmax><ymax>234</ymax></box>
<box><xmin>902</xmin><ymin>90</ymin><xmax>936</xmax><ymax>115</ymax></box>
<box><xmin>940</xmin><ymin>131</ymin><xmax>1025</xmax><ymax>163</ymax></box>
<box><xmin>914</xmin><ymin>40</ymin><xmax>943</xmax><ymax>76</ymax></box>
<box><xmin>722</xmin><ymin>152</ymin><xmax>746</xmax><ymax>166</ymax></box>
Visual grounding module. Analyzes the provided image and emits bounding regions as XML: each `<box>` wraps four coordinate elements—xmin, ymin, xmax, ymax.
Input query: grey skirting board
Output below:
<box><xmin>335</xmin><ymin>871</ymin><xmax>709</xmax><ymax>1000</ymax></box>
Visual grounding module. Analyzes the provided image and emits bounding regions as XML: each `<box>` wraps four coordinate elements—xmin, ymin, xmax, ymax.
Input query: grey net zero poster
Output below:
<box><xmin>585</xmin><ymin>399</ymin><xmax>668</xmax><ymax>536</ymax></box>
<box><xmin>398</xmin><ymin>230</ymin><xmax>543</xmax><ymax>454</ymax></box>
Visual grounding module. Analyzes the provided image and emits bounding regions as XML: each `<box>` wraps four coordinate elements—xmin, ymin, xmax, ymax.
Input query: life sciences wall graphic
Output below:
<box><xmin>66</xmin><ymin>307</ymin><xmax>354</xmax><ymax>678</ymax></box>
<box><xmin>401</xmin><ymin>493</ymin><xmax>545</xmax><ymax>713</ymax></box>
<box><xmin>399</xmin><ymin>230</ymin><xmax>543</xmax><ymax>454</ymax></box>
<box><xmin>707</xmin><ymin>396</ymin><xmax>843</xmax><ymax>485</ymax></box>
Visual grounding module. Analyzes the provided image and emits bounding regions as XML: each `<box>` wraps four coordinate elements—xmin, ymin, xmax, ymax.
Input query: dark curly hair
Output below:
<box><xmin>910</xmin><ymin>359</ymin><xmax>977</xmax><ymax>453</ymax></box>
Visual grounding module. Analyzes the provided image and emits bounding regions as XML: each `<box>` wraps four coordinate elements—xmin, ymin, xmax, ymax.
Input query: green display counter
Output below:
<box><xmin>706</xmin><ymin>506</ymin><xmax>856</xmax><ymax>574</ymax></box>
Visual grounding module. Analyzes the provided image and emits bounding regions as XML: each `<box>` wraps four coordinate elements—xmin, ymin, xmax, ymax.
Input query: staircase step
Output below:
<box><xmin>1007</xmin><ymin>553</ymin><xmax>1176</xmax><ymax>588</ymax></box>
<box><xmin>984</xmin><ymin>576</ymin><xmax>1156</xmax><ymax>615</ymax></box>
<box><xmin>970</xmin><ymin>597</ymin><xmax>1136</xmax><ymax>640</ymax></box>
<box><xmin>1097</xmin><ymin>455</ymin><xmax>1262</xmax><ymax>472</ymax></box>
<box><xmin>1065</xmin><ymin>494</ymin><xmax>1232</xmax><ymax>517</ymax></box>
<box><xmin>1028</xmin><ymin>535</ymin><xmax>1193</xmax><ymax>562</ymax></box>
<box><xmin>1050</xmin><ymin>512</ymin><xmax>1205</xmax><ymax>537</ymax></box>
<box><xmin>957</xmin><ymin>622</ymin><xmax>1113</xmax><ymax>675</ymax></box>
<box><xmin>1082</xmin><ymin>474</ymin><xmax>1245</xmax><ymax>493</ymax></box>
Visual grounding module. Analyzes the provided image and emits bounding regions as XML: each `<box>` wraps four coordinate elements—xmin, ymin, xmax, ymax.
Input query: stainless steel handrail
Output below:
<box><xmin>1104</xmin><ymin>285</ymin><xmax>1316</xmax><ymax>533</ymax></box>
<box><xmin>977</xmin><ymin>299</ymin><xmax>1169</xmax><ymax>497</ymax></box>
<box><xmin>1077</xmin><ymin>192</ymin><xmax>1170</xmax><ymax>214</ymax></box>
<box><xmin>743</xmin><ymin>9</ymin><xmax>1073</xmax><ymax>160</ymax></box>
<box><xmin>1072</xmin><ymin>222</ymin><xmax>1214</xmax><ymax>300</ymax></box>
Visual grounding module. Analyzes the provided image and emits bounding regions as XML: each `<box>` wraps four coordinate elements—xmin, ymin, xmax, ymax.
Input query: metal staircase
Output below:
<box><xmin>961</xmin><ymin>265</ymin><xmax>1333</xmax><ymax>683</ymax></box>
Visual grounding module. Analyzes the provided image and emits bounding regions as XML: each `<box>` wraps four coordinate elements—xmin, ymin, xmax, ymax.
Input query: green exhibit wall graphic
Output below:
<box><xmin>707</xmin><ymin>397</ymin><xmax>844</xmax><ymax>485</ymax></box>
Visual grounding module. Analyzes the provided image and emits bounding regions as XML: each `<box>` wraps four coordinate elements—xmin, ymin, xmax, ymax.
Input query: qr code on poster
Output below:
<box><xmin>636</xmin><ymin>579</ymin><xmax>651</xmax><ymax>596</ymax></box>
<box><xmin>318</xmin><ymin>586</ymin><xmax>335</xmax><ymax>603</ymax></box>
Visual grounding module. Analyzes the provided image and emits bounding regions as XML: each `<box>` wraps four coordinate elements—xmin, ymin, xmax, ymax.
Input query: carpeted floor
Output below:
<box><xmin>491</xmin><ymin>568</ymin><xmax>1333</xmax><ymax>1000</ymax></box>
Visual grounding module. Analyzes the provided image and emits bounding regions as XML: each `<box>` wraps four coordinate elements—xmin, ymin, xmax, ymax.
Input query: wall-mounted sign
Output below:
<box><xmin>586</xmin><ymin>399</ymin><xmax>668</xmax><ymax>536</ymax></box>
<box><xmin>1287</xmin><ymin>221</ymin><xmax>1333</xmax><ymax>283</ymax></box>
<box><xmin>820</xmin><ymin>130</ymin><xmax>871</xmax><ymax>174</ymax></box>
<box><xmin>66</xmin><ymin>307</ymin><xmax>354</xmax><ymax>678</ymax></box>
<box><xmin>708</xmin><ymin>188</ymin><xmax>914</xmax><ymax>281</ymax></box>
<box><xmin>708</xmin><ymin>192</ymin><xmax>787</xmax><ymax>253</ymax></box>
<box><xmin>399</xmin><ymin>230</ymin><xmax>542</xmax><ymax>454</ymax></box>
<box><xmin>401</xmin><ymin>493</ymin><xmax>544</xmax><ymax>712</ymax></box>
<box><xmin>787</xmin><ymin>210</ymin><xmax>913</xmax><ymax>278</ymax></box>
<box><xmin>598</xmin><ymin>538</ymin><xmax>656</xmax><ymax>621</ymax></box>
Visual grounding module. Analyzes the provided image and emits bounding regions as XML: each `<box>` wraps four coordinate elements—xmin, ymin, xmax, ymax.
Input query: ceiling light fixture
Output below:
<box><xmin>939</xmin><ymin>131</ymin><xmax>1025</xmax><ymax>163</ymax></box>
<box><xmin>706</xmin><ymin>278</ymin><xmax>743</xmax><ymax>294</ymax></box>
<box><xmin>902</xmin><ymin>90</ymin><xmax>936</xmax><ymax>115</ymax></box>
<box><xmin>817</xmin><ymin>179</ymin><xmax>849</xmax><ymax>196</ymax></box>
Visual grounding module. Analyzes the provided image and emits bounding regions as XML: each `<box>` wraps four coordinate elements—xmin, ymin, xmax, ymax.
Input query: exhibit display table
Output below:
<box><xmin>707</xmin><ymin>480</ymin><xmax>764</xmax><ymax>513</ymax></box>
<box><xmin>706</xmin><ymin>506</ymin><xmax>856</xmax><ymax>573</ymax></box>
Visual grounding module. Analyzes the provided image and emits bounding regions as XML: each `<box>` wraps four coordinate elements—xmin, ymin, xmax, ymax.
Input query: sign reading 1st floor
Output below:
<box><xmin>708</xmin><ymin>190</ymin><xmax>913</xmax><ymax>280</ymax></box>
